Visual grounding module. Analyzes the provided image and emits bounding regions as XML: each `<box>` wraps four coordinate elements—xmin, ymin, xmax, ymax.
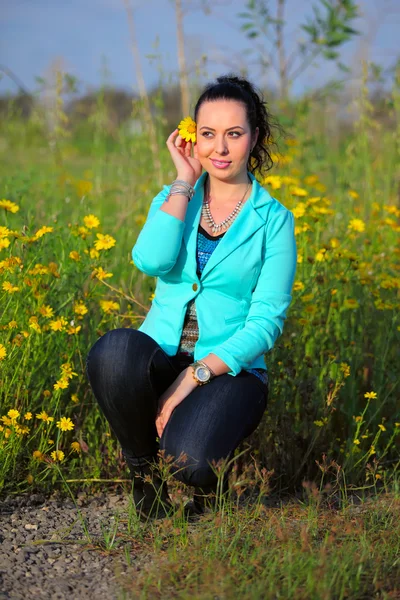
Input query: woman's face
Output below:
<box><xmin>196</xmin><ymin>99</ymin><xmax>259</xmax><ymax>181</ymax></box>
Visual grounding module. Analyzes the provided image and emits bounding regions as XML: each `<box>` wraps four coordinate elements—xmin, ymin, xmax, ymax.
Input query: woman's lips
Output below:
<box><xmin>210</xmin><ymin>159</ymin><xmax>231</xmax><ymax>169</ymax></box>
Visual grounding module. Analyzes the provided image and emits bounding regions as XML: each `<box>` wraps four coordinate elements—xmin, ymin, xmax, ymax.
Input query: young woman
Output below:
<box><xmin>86</xmin><ymin>74</ymin><xmax>297</xmax><ymax>519</ymax></box>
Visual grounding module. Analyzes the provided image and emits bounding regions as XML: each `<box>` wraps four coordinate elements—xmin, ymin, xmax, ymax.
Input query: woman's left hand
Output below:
<box><xmin>155</xmin><ymin>367</ymin><xmax>198</xmax><ymax>438</ymax></box>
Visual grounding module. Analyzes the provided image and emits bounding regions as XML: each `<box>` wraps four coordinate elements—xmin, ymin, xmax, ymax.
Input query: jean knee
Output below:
<box><xmin>86</xmin><ymin>328</ymin><xmax>138</xmax><ymax>375</ymax></box>
<box><xmin>160</xmin><ymin>439</ymin><xmax>218</xmax><ymax>488</ymax></box>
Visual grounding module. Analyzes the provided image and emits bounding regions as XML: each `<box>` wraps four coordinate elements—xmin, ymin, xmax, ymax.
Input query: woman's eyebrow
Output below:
<box><xmin>199</xmin><ymin>126</ymin><xmax>245</xmax><ymax>131</ymax></box>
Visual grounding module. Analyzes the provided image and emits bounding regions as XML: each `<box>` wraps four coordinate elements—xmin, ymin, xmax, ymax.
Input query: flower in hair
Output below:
<box><xmin>178</xmin><ymin>116</ymin><xmax>197</xmax><ymax>143</ymax></box>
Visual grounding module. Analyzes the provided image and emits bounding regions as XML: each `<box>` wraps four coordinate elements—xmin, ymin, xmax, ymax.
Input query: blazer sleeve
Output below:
<box><xmin>211</xmin><ymin>208</ymin><xmax>297</xmax><ymax>377</ymax></box>
<box><xmin>131</xmin><ymin>185</ymin><xmax>187</xmax><ymax>277</ymax></box>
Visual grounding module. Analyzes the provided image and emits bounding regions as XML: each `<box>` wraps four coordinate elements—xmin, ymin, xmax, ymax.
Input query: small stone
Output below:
<box><xmin>24</xmin><ymin>523</ymin><xmax>38</xmax><ymax>531</ymax></box>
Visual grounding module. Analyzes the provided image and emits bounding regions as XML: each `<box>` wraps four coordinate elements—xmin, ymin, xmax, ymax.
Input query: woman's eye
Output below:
<box><xmin>201</xmin><ymin>132</ymin><xmax>241</xmax><ymax>138</ymax></box>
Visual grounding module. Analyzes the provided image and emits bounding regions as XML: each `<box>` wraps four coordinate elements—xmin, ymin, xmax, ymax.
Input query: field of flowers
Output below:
<box><xmin>0</xmin><ymin>73</ymin><xmax>399</xmax><ymax>500</ymax></box>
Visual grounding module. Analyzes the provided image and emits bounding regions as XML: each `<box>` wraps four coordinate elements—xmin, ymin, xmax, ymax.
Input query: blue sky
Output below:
<box><xmin>0</xmin><ymin>0</ymin><xmax>399</xmax><ymax>99</ymax></box>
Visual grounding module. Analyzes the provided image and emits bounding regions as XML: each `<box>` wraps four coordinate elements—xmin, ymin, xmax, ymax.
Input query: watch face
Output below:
<box><xmin>196</xmin><ymin>366</ymin><xmax>209</xmax><ymax>382</ymax></box>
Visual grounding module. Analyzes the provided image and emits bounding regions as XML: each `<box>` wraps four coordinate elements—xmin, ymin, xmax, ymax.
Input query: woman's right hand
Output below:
<box><xmin>166</xmin><ymin>129</ymin><xmax>202</xmax><ymax>187</ymax></box>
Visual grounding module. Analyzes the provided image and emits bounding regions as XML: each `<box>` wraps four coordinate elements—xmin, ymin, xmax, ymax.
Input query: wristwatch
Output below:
<box><xmin>190</xmin><ymin>360</ymin><xmax>216</xmax><ymax>385</ymax></box>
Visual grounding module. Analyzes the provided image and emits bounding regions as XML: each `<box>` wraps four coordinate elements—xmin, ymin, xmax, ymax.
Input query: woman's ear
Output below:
<box><xmin>251</xmin><ymin>127</ymin><xmax>259</xmax><ymax>152</ymax></box>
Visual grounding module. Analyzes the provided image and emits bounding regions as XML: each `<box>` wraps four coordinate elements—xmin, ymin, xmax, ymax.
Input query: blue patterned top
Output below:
<box><xmin>176</xmin><ymin>224</ymin><xmax>268</xmax><ymax>386</ymax></box>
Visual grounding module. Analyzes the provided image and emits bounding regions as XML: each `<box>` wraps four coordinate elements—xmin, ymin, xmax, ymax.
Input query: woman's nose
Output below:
<box><xmin>214</xmin><ymin>136</ymin><xmax>229</xmax><ymax>155</ymax></box>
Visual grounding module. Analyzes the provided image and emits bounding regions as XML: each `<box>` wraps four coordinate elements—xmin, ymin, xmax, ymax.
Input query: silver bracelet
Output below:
<box><xmin>166</xmin><ymin>179</ymin><xmax>195</xmax><ymax>202</ymax></box>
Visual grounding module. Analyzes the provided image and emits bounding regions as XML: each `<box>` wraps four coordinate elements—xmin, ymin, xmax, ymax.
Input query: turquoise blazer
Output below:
<box><xmin>132</xmin><ymin>171</ymin><xmax>297</xmax><ymax>377</ymax></box>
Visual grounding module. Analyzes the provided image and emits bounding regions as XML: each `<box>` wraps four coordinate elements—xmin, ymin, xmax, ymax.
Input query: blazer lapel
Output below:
<box><xmin>183</xmin><ymin>172</ymin><xmax>272</xmax><ymax>281</ymax></box>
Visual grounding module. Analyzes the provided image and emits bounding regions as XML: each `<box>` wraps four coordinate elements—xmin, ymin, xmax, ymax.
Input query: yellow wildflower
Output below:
<box><xmin>35</xmin><ymin>411</ymin><xmax>54</xmax><ymax>422</ymax></box>
<box><xmin>0</xmin><ymin>344</ymin><xmax>7</xmax><ymax>360</ymax></box>
<box><xmin>378</xmin><ymin>424</ymin><xmax>386</xmax><ymax>432</ymax></box>
<box><xmin>293</xmin><ymin>281</ymin><xmax>304</xmax><ymax>292</ymax></box>
<box><xmin>69</xmin><ymin>250</ymin><xmax>80</xmax><ymax>261</ymax></box>
<box><xmin>2</xmin><ymin>281</ymin><xmax>19</xmax><ymax>293</ymax></box>
<box><xmin>73</xmin><ymin>301</ymin><xmax>88</xmax><ymax>317</ymax></box>
<box><xmin>67</xmin><ymin>324</ymin><xmax>81</xmax><ymax>335</ymax></box>
<box><xmin>56</xmin><ymin>416</ymin><xmax>75</xmax><ymax>431</ymax></box>
<box><xmin>28</xmin><ymin>316</ymin><xmax>42</xmax><ymax>333</ymax></box>
<box><xmin>54</xmin><ymin>378</ymin><xmax>69</xmax><ymax>390</ymax></box>
<box><xmin>34</xmin><ymin>226</ymin><xmax>53</xmax><ymax>239</ymax></box>
<box><xmin>1</xmin><ymin>416</ymin><xmax>12</xmax><ymax>426</ymax></box>
<box><xmin>99</xmin><ymin>300</ymin><xmax>120</xmax><ymax>314</ymax></box>
<box><xmin>369</xmin><ymin>445</ymin><xmax>376</xmax><ymax>455</ymax></box>
<box><xmin>71</xmin><ymin>441</ymin><xmax>81</xmax><ymax>453</ymax></box>
<box><xmin>24</xmin><ymin>412</ymin><xmax>32</xmax><ymax>420</ymax></box>
<box><xmin>364</xmin><ymin>391</ymin><xmax>377</xmax><ymax>400</ymax></box>
<box><xmin>43</xmin><ymin>390</ymin><xmax>51</xmax><ymax>398</ymax></box>
<box><xmin>60</xmin><ymin>363</ymin><xmax>78</xmax><ymax>379</ymax></box>
<box><xmin>8</xmin><ymin>320</ymin><xmax>18</xmax><ymax>329</ymax></box>
<box><xmin>39</xmin><ymin>305</ymin><xmax>54</xmax><ymax>318</ymax></box>
<box><xmin>348</xmin><ymin>190</ymin><xmax>359</xmax><ymax>199</ymax></box>
<box><xmin>290</xmin><ymin>186</ymin><xmax>308</xmax><ymax>197</ymax></box>
<box><xmin>343</xmin><ymin>298</ymin><xmax>359</xmax><ymax>309</ymax></box>
<box><xmin>89</xmin><ymin>247</ymin><xmax>100</xmax><ymax>259</ymax></box>
<box><xmin>292</xmin><ymin>203</ymin><xmax>306</xmax><ymax>218</ymax></box>
<box><xmin>94</xmin><ymin>233</ymin><xmax>116</xmax><ymax>251</ymax></box>
<box><xmin>92</xmin><ymin>266</ymin><xmax>113</xmax><ymax>280</ymax></box>
<box><xmin>71</xmin><ymin>394</ymin><xmax>79</xmax><ymax>403</ymax></box>
<box><xmin>0</xmin><ymin>199</ymin><xmax>19</xmax><ymax>213</ymax></box>
<box><xmin>51</xmin><ymin>450</ymin><xmax>65</xmax><ymax>462</ymax></box>
<box><xmin>76</xmin><ymin>180</ymin><xmax>93</xmax><ymax>197</ymax></box>
<box><xmin>7</xmin><ymin>409</ymin><xmax>20</xmax><ymax>422</ymax></box>
<box><xmin>178</xmin><ymin>116</ymin><xmax>196</xmax><ymax>143</ymax></box>
<box><xmin>83</xmin><ymin>214</ymin><xmax>100</xmax><ymax>229</ymax></box>
<box><xmin>0</xmin><ymin>226</ymin><xmax>11</xmax><ymax>238</ymax></box>
<box><xmin>340</xmin><ymin>363</ymin><xmax>351</xmax><ymax>378</ymax></box>
<box><xmin>353</xmin><ymin>439</ymin><xmax>360</xmax><ymax>445</ymax></box>
<box><xmin>32</xmin><ymin>450</ymin><xmax>44</xmax><ymax>460</ymax></box>
<box><xmin>49</xmin><ymin>317</ymin><xmax>68</xmax><ymax>332</ymax></box>
<box><xmin>348</xmin><ymin>218</ymin><xmax>365</xmax><ymax>232</ymax></box>
<box><xmin>0</xmin><ymin>238</ymin><xmax>10</xmax><ymax>250</ymax></box>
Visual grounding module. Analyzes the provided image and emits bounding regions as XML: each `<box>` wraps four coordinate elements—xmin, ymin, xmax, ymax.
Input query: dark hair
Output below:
<box><xmin>194</xmin><ymin>73</ymin><xmax>282</xmax><ymax>177</ymax></box>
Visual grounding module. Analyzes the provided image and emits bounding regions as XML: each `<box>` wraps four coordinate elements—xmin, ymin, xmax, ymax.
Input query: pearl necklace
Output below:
<box><xmin>202</xmin><ymin>178</ymin><xmax>251</xmax><ymax>235</ymax></box>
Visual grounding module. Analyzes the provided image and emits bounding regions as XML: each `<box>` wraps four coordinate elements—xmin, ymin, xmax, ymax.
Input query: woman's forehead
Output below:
<box><xmin>197</xmin><ymin>99</ymin><xmax>247</xmax><ymax>124</ymax></box>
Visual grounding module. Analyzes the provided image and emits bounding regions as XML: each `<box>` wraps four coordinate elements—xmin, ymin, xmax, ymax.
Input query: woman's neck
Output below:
<box><xmin>205</xmin><ymin>172</ymin><xmax>252</xmax><ymax>208</ymax></box>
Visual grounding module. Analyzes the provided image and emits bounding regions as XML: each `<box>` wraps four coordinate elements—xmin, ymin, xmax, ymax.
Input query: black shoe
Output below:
<box><xmin>130</xmin><ymin>463</ymin><xmax>174</xmax><ymax>521</ymax></box>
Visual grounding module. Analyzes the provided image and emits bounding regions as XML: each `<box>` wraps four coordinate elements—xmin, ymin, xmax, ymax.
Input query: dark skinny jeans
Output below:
<box><xmin>85</xmin><ymin>328</ymin><xmax>268</xmax><ymax>491</ymax></box>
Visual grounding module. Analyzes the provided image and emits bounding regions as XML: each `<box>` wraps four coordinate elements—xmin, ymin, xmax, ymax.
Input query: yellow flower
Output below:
<box><xmin>7</xmin><ymin>409</ymin><xmax>20</xmax><ymax>422</ymax></box>
<box><xmin>348</xmin><ymin>190</ymin><xmax>359</xmax><ymax>199</ymax></box>
<box><xmin>8</xmin><ymin>320</ymin><xmax>18</xmax><ymax>329</ymax></box>
<box><xmin>178</xmin><ymin>116</ymin><xmax>197</xmax><ymax>143</ymax></box>
<box><xmin>69</xmin><ymin>250</ymin><xmax>80</xmax><ymax>261</ymax></box>
<box><xmin>0</xmin><ymin>344</ymin><xmax>7</xmax><ymax>360</ymax></box>
<box><xmin>39</xmin><ymin>304</ymin><xmax>54</xmax><ymax>318</ymax></box>
<box><xmin>289</xmin><ymin>186</ymin><xmax>308</xmax><ymax>197</ymax></box>
<box><xmin>91</xmin><ymin>266</ymin><xmax>113</xmax><ymax>280</ymax></box>
<box><xmin>56</xmin><ymin>416</ymin><xmax>75</xmax><ymax>431</ymax></box>
<box><xmin>28</xmin><ymin>316</ymin><xmax>42</xmax><ymax>333</ymax></box>
<box><xmin>99</xmin><ymin>300</ymin><xmax>120</xmax><ymax>314</ymax></box>
<box><xmin>35</xmin><ymin>411</ymin><xmax>54</xmax><ymax>422</ymax></box>
<box><xmin>24</xmin><ymin>412</ymin><xmax>32</xmax><ymax>420</ymax></box>
<box><xmin>0</xmin><ymin>226</ymin><xmax>11</xmax><ymax>238</ymax></box>
<box><xmin>2</xmin><ymin>281</ymin><xmax>19</xmax><ymax>293</ymax></box>
<box><xmin>0</xmin><ymin>238</ymin><xmax>10</xmax><ymax>250</ymax></box>
<box><xmin>27</xmin><ymin>474</ymin><xmax>34</xmax><ymax>484</ymax></box>
<box><xmin>60</xmin><ymin>363</ymin><xmax>78</xmax><ymax>379</ymax></box>
<box><xmin>34</xmin><ymin>226</ymin><xmax>53</xmax><ymax>239</ymax></box>
<box><xmin>49</xmin><ymin>317</ymin><xmax>68</xmax><ymax>332</ymax></box>
<box><xmin>89</xmin><ymin>247</ymin><xmax>100</xmax><ymax>259</ymax></box>
<box><xmin>54</xmin><ymin>378</ymin><xmax>69</xmax><ymax>390</ymax></box>
<box><xmin>378</xmin><ymin>424</ymin><xmax>386</xmax><ymax>432</ymax></box>
<box><xmin>83</xmin><ymin>214</ymin><xmax>100</xmax><ymax>229</ymax></box>
<box><xmin>71</xmin><ymin>394</ymin><xmax>79</xmax><ymax>403</ymax></box>
<box><xmin>32</xmin><ymin>450</ymin><xmax>44</xmax><ymax>460</ymax></box>
<box><xmin>71</xmin><ymin>441</ymin><xmax>81</xmax><ymax>453</ymax></box>
<box><xmin>94</xmin><ymin>233</ymin><xmax>116</xmax><ymax>251</ymax></box>
<box><xmin>0</xmin><ymin>199</ymin><xmax>19</xmax><ymax>213</ymax></box>
<box><xmin>364</xmin><ymin>391</ymin><xmax>377</xmax><ymax>400</ymax></box>
<box><xmin>343</xmin><ymin>298</ymin><xmax>359</xmax><ymax>310</ymax></box>
<box><xmin>51</xmin><ymin>450</ymin><xmax>65</xmax><ymax>462</ymax></box>
<box><xmin>73</xmin><ymin>301</ymin><xmax>88</xmax><ymax>316</ymax></box>
<box><xmin>76</xmin><ymin>180</ymin><xmax>93</xmax><ymax>197</ymax></box>
<box><xmin>67</xmin><ymin>324</ymin><xmax>81</xmax><ymax>335</ymax></box>
<box><xmin>353</xmin><ymin>439</ymin><xmax>360</xmax><ymax>445</ymax></box>
<box><xmin>348</xmin><ymin>218</ymin><xmax>365</xmax><ymax>232</ymax></box>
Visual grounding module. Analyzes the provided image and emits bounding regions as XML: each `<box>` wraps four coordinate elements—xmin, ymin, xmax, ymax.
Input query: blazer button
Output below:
<box><xmin>192</xmin><ymin>283</ymin><xmax>198</xmax><ymax>291</ymax></box>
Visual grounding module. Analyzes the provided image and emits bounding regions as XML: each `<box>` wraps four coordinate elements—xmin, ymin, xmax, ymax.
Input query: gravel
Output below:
<box><xmin>0</xmin><ymin>489</ymin><xmax>158</xmax><ymax>600</ymax></box>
